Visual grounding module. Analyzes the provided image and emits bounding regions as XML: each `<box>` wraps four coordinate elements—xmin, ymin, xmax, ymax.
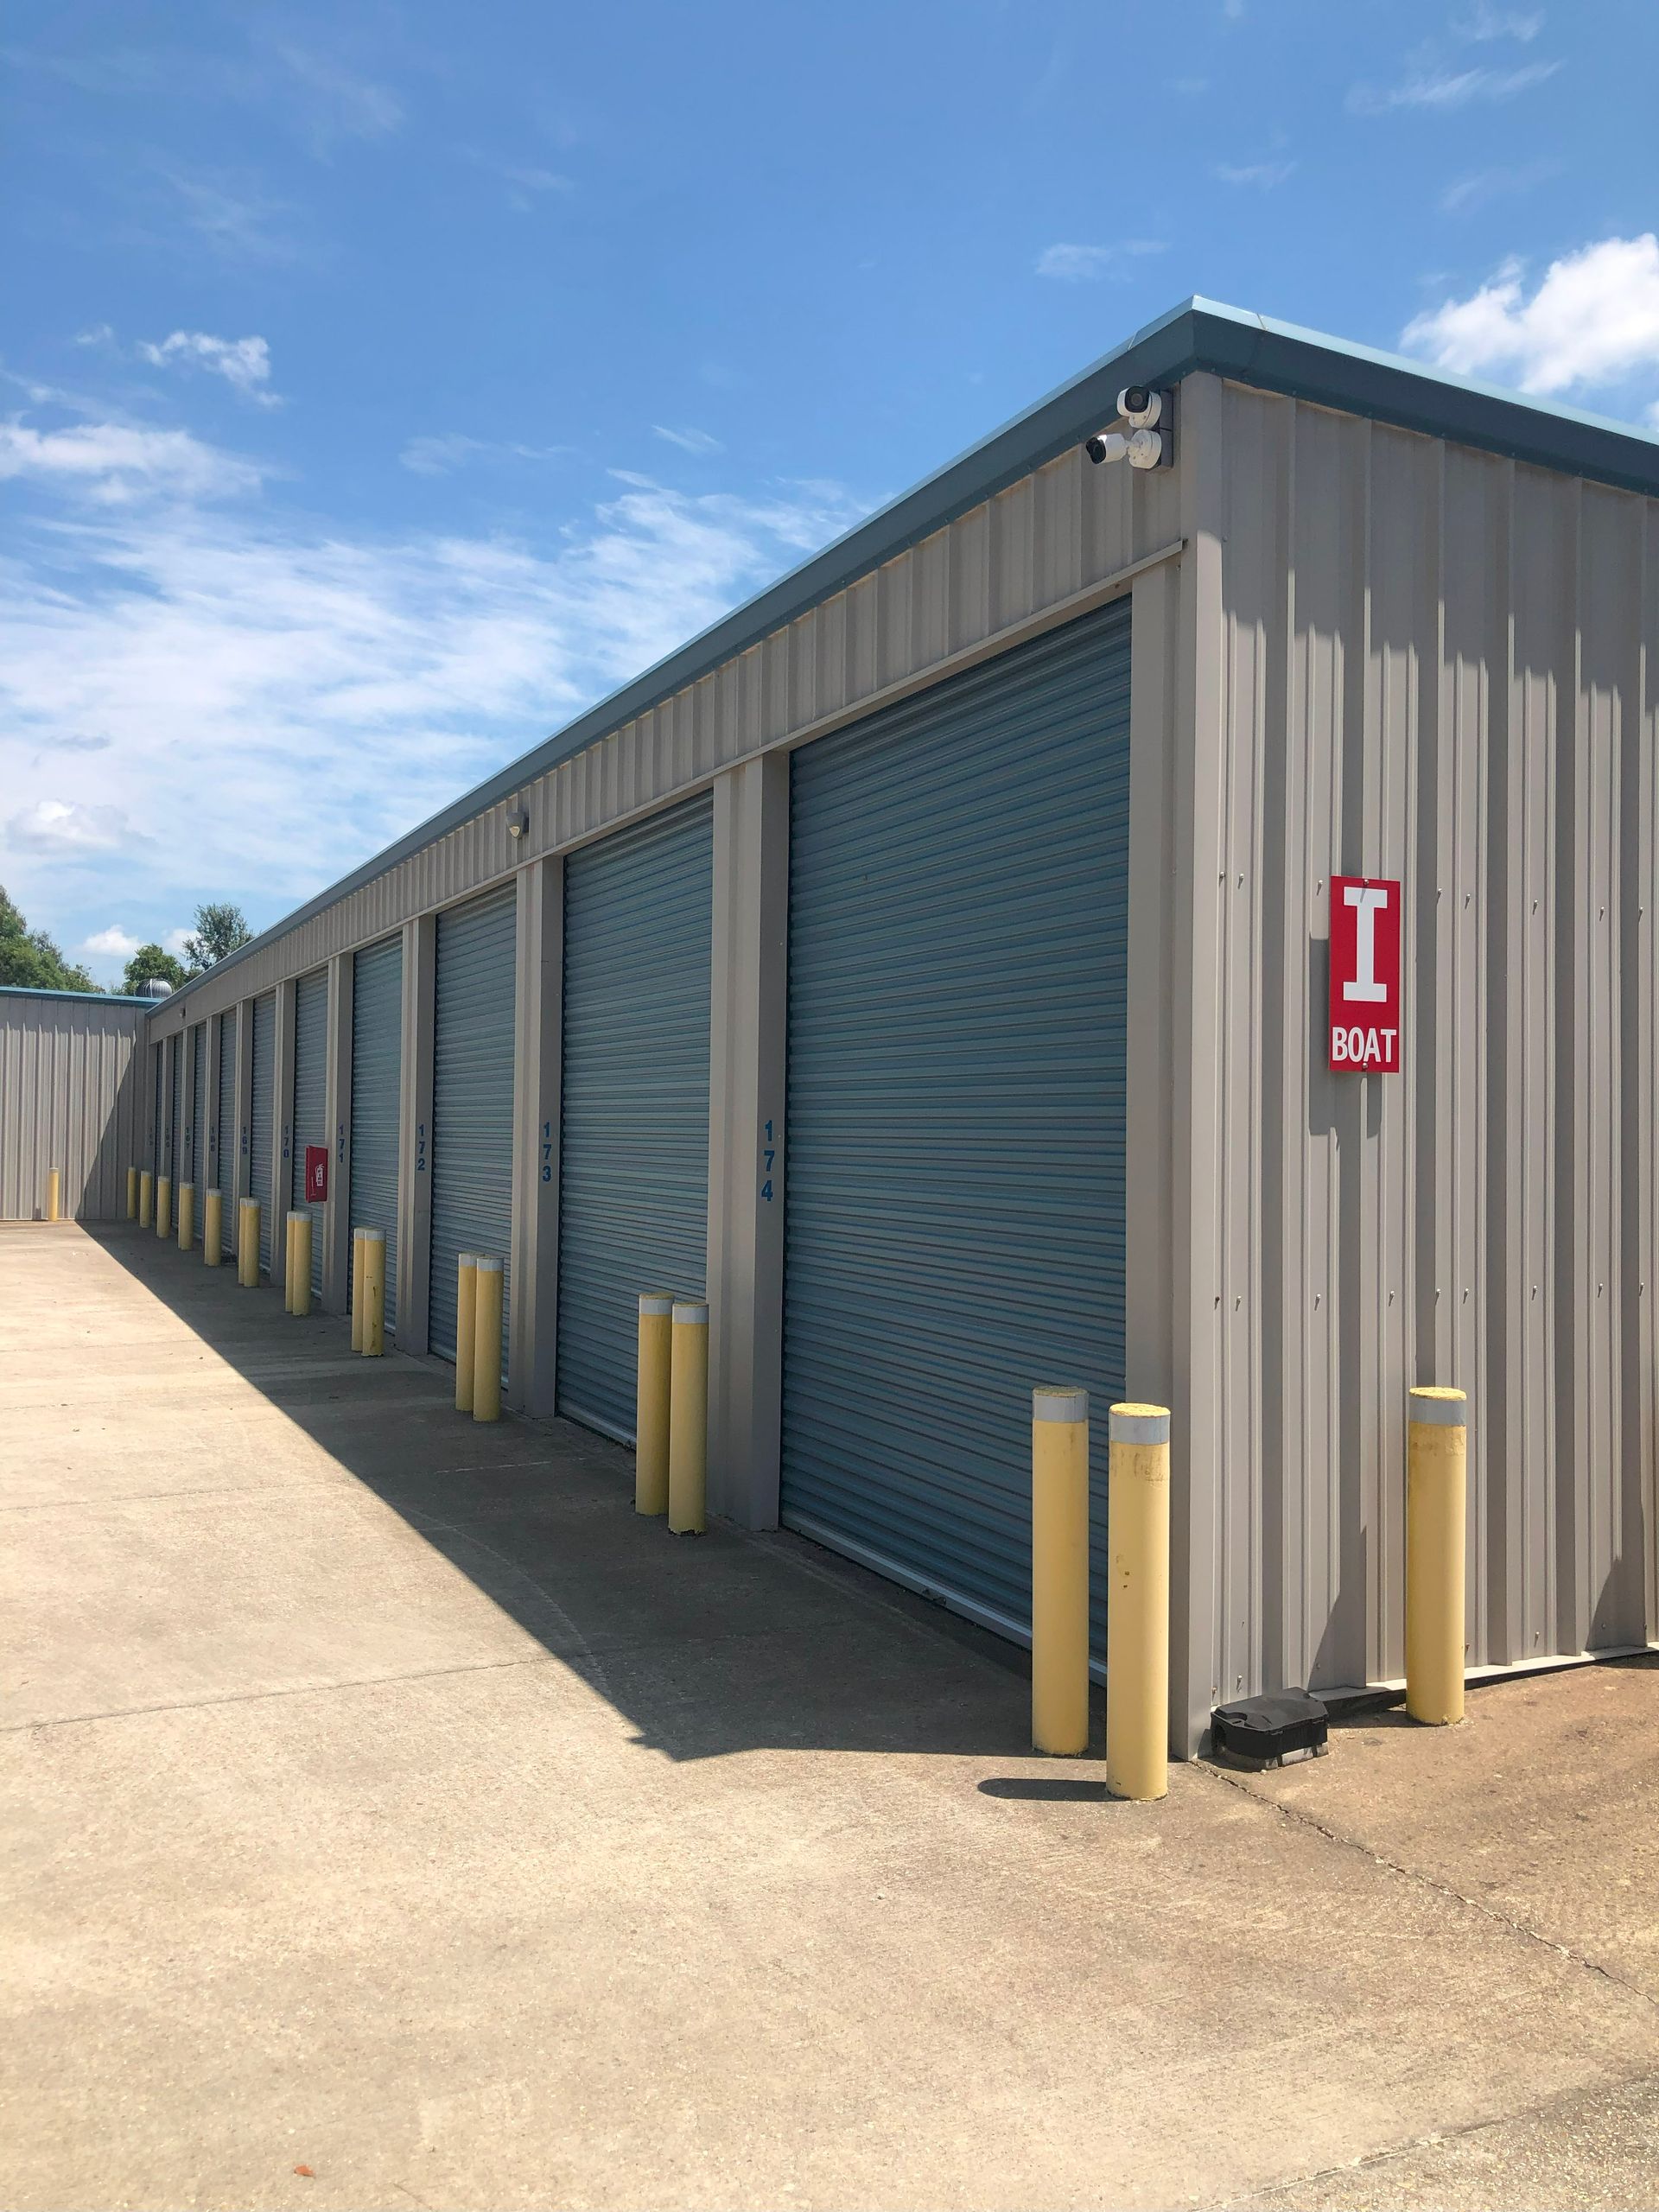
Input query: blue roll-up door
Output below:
<box><xmin>556</xmin><ymin>797</ymin><xmax>713</xmax><ymax>1439</ymax></box>
<box><xmin>350</xmin><ymin>935</ymin><xmax>403</xmax><ymax>1333</ymax></box>
<box><xmin>290</xmin><ymin>970</ymin><xmax>328</xmax><ymax>1300</ymax></box>
<box><xmin>781</xmin><ymin>597</ymin><xmax>1131</xmax><ymax>1649</ymax></box>
<box><xmin>216</xmin><ymin>1008</ymin><xmax>238</xmax><ymax>1253</ymax></box>
<box><xmin>250</xmin><ymin>993</ymin><xmax>275</xmax><ymax>1273</ymax></box>
<box><xmin>188</xmin><ymin>1024</ymin><xmax>206</xmax><ymax>1237</ymax></box>
<box><xmin>430</xmin><ymin>887</ymin><xmax>516</xmax><ymax>1373</ymax></box>
<box><xmin>168</xmin><ymin>1039</ymin><xmax>181</xmax><ymax>1185</ymax></box>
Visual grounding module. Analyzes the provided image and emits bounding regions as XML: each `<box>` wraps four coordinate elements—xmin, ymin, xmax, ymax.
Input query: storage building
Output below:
<box><xmin>135</xmin><ymin>297</ymin><xmax>1659</xmax><ymax>1753</ymax></box>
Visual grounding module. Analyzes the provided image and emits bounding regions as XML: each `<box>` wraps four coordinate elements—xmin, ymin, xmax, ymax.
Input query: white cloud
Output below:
<box><xmin>138</xmin><ymin>331</ymin><xmax>280</xmax><ymax>405</ymax></box>
<box><xmin>270</xmin><ymin>43</ymin><xmax>404</xmax><ymax>153</ymax></box>
<box><xmin>7</xmin><ymin>799</ymin><xmax>133</xmax><ymax>853</ymax></box>
<box><xmin>1349</xmin><ymin>56</ymin><xmax>1558</xmax><ymax>111</ymax></box>
<box><xmin>0</xmin><ymin>419</ymin><xmax>264</xmax><ymax>503</ymax></box>
<box><xmin>1035</xmin><ymin>240</ymin><xmax>1164</xmax><ymax>283</ymax></box>
<box><xmin>162</xmin><ymin>926</ymin><xmax>193</xmax><ymax>956</ymax></box>
<box><xmin>652</xmin><ymin>425</ymin><xmax>723</xmax><ymax>456</ymax></box>
<box><xmin>1451</xmin><ymin>3</ymin><xmax>1543</xmax><ymax>38</ymax></box>
<box><xmin>1214</xmin><ymin>161</ymin><xmax>1296</xmax><ymax>188</ymax></box>
<box><xmin>1440</xmin><ymin>160</ymin><xmax>1560</xmax><ymax>213</ymax></box>
<box><xmin>1402</xmin><ymin>236</ymin><xmax>1659</xmax><ymax>397</ymax></box>
<box><xmin>462</xmin><ymin>151</ymin><xmax>574</xmax><ymax>213</ymax></box>
<box><xmin>159</xmin><ymin>168</ymin><xmax>302</xmax><ymax>263</ymax></box>
<box><xmin>0</xmin><ymin>469</ymin><xmax>869</xmax><ymax>946</ymax></box>
<box><xmin>399</xmin><ymin>433</ymin><xmax>570</xmax><ymax>475</ymax></box>
<box><xmin>81</xmin><ymin>924</ymin><xmax>140</xmax><ymax>957</ymax></box>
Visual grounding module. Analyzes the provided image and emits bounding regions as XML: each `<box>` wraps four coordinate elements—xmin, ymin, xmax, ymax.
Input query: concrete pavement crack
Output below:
<box><xmin>1198</xmin><ymin>1758</ymin><xmax>1659</xmax><ymax>2018</ymax></box>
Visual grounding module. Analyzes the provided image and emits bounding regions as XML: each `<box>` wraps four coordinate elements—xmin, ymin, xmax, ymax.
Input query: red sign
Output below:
<box><xmin>1328</xmin><ymin>876</ymin><xmax>1402</xmax><ymax>1073</ymax></box>
<box><xmin>304</xmin><ymin>1145</ymin><xmax>328</xmax><ymax>1203</ymax></box>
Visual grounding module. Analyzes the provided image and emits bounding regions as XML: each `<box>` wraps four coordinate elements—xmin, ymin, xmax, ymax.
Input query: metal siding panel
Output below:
<box><xmin>251</xmin><ymin>993</ymin><xmax>275</xmax><ymax>1270</ymax></box>
<box><xmin>153</xmin><ymin>1044</ymin><xmax>163</xmax><ymax>1177</ymax></box>
<box><xmin>169</xmin><ymin>1039</ymin><xmax>181</xmax><ymax>1184</ymax></box>
<box><xmin>290</xmin><ymin>970</ymin><xmax>327</xmax><ymax>1297</ymax></box>
<box><xmin>351</xmin><ymin>935</ymin><xmax>404</xmax><ymax>1331</ymax></box>
<box><xmin>429</xmin><ymin>887</ymin><xmax>517</xmax><ymax>1370</ymax></box>
<box><xmin>781</xmin><ymin>597</ymin><xmax>1131</xmax><ymax>1645</ymax></box>
<box><xmin>0</xmin><ymin>995</ymin><xmax>143</xmax><ymax>1219</ymax></box>
<box><xmin>556</xmin><ymin>797</ymin><xmax>714</xmax><ymax>1437</ymax></box>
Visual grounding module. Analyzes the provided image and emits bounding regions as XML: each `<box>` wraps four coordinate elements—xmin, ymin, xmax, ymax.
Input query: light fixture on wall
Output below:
<box><xmin>506</xmin><ymin>804</ymin><xmax>530</xmax><ymax>841</ymax></box>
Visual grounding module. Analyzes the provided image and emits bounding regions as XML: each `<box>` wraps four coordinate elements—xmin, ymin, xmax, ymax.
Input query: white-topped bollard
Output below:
<box><xmin>668</xmin><ymin>1299</ymin><xmax>709</xmax><ymax>1535</ymax></box>
<box><xmin>1406</xmin><ymin>1387</ymin><xmax>1468</xmax><ymax>1726</ymax></box>
<box><xmin>1106</xmin><ymin>1402</ymin><xmax>1171</xmax><ymax>1802</ymax></box>
<box><xmin>636</xmin><ymin>1294</ymin><xmax>674</xmax><ymax>1516</ymax></box>
<box><xmin>1031</xmin><ymin>1387</ymin><xmax>1090</xmax><ymax>1756</ymax></box>
<box><xmin>472</xmin><ymin>1255</ymin><xmax>503</xmax><ymax>1422</ymax></box>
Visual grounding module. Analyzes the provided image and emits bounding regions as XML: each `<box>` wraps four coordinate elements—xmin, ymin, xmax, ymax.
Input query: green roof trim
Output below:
<box><xmin>158</xmin><ymin>295</ymin><xmax>1659</xmax><ymax>1017</ymax></box>
<box><xmin>0</xmin><ymin>985</ymin><xmax>155</xmax><ymax>1007</ymax></box>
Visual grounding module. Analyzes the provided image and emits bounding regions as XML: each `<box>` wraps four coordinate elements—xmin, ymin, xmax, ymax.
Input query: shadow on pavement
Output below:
<box><xmin>92</xmin><ymin>1222</ymin><xmax>1055</xmax><ymax>1766</ymax></box>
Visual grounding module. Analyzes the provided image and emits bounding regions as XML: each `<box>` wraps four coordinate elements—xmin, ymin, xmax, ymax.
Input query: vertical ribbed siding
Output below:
<box><xmin>188</xmin><ymin>1024</ymin><xmax>206</xmax><ymax>1239</ymax></box>
<box><xmin>350</xmin><ymin>935</ymin><xmax>403</xmax><ymax>1332</ymax></box>
<box><xmin>289</xmin><ymin>969</ymin><xmax>327</xmax><ymax>1299</ymax></box>
<box><xmin>1177</xmin><ymin>377</ymin><xmax>1658</xmax><ymax>1722</ymax></box>
<box><xmin>781</xmin><ymin>599</ymin><xmax>1131</xmax><ymax>1643</ymax></box>
<box><xmin>429</xmin><ymin>887</ymin><xmax>516</xmax><ymax>1370</ymax></box>
<box><xmin>250</xmin><ymin>993</ymin><xmax>275</xmax><ymax>1272</ymax></box>
<box><xmin>216</xmin><ymin>1008</ymin><xmax>237</xmax><ymax>1251</ymax></box>
<box><xmin>152</xmin><ymin>1044</ymin><xmax>164</xmax><ymax>1176</ymax></box>
<box><xmin>556</xmin><ymin>797</ymin><xmax>714</xmax><ymax>1438</ymax></box>
<box><xmin>0</xmin><ymin>994</ymin><xmax>146</xmax><ymax>1220</ymax></box>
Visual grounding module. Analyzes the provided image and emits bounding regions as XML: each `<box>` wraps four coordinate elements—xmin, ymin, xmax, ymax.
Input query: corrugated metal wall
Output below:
<box><xmin>0</xmin><ymin>992</ymin><xmax>146</xmax><ymax>1220</ymax></box>
<box><xmin>1166</xmin><ymin>375</ymin><xmax>1658</xmax><ymax>1735</ymax></box>
<box><xmin>781</xmin><ymin>601</ymin><xmax>1132</xmax><ymax>1643</ymax></box>
<box><xmin>188</xmin><ymin>1023</ymin><xmax>206</xmax><ymax>1234</ymax></box>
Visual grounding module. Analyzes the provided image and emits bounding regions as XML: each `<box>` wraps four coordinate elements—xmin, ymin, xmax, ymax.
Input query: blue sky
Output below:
<box><xmin>4</xmin><ymin>2</ymin><xmax>1657</xmax><ymax>982</ymax></box>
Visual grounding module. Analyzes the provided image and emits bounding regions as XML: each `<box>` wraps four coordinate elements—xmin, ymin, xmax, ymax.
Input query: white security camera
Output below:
<box><xmin>1084</xmin><ymin>429</ymin><xmax>1128</xmax><ymax>464</ymax></box>
<box><xmin>506</xmin><ymin>804</ymin><xmax>529</xmax><ymax>840</ymax></box>
<box><xmin>1125</xmin><ymin>428</ymin><xmax>1163</xmax><ymax>470</ymax></box>
<box><xmin>1116</xmin><ymin>386</ymin><xmax>1163</xmax><ymax>430</ymax></box>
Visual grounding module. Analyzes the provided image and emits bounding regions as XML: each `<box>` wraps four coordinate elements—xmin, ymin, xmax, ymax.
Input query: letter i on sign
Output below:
<box><xmin>1328</xmin><ymin>876</ymin><xmax>1402</xmax><ymax>1075</ymax></box>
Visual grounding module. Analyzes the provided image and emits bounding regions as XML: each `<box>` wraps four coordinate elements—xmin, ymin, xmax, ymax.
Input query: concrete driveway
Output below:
<box><xmin>3</xmin><ymin>1223</ymin><xmax>1657</xmax><ymax>2211</ymax></box>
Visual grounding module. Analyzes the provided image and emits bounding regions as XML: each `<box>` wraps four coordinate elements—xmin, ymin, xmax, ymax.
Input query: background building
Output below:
<box><xmin>18</xmin><ymin>296</ymin><xmax>1656</xmax><ymax>1753</ymax></box>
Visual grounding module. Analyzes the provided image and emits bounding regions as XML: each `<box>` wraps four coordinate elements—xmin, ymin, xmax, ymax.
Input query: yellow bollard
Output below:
<box><xmin>139</xmin><ymin>1169</ymin><xmax>153</xmax><ymax>1228</ymax></box>
<box><xmin>156</xmin><ymin>1174</ymin><xmax>171</xmax><ymax>1241</ymax></box>
<box><xmin>472</xmin><ymin>1255</ymin><xmax>503</xmax><ymax>1422</ymax></box>
<box><xmin>127</xmin><ymin>1166</ymin><xmax>138</xmax><ymax>1220</ymax></box>
<box><xmin>283</xmin><ymin>1211</ymin><xmax>296</xmax><ymax>1309</ymax></box>
<box><xmin>203</xmin><ymin>1189</ymin><xmax>222</xmax><ymax>1265</ymax></box>
<box><xmin>1106</xmin><ymin>1402</ymin><xmax>1171</xmax><ymax>1802</ymax></box>
<box><xmin>290</xmin><ymin>1214</ymin><xmax>313</xmax><ymax>1318</ymax></box>
<box><xmin>45</xmin><ymin>1168</ymin><xmax>61</xmax><ymax>1223</ymax></box>
<box><xmin>360</xmin><ymin>1230</ymin><xmax>385</xmax><ymax>1357</ymax></box>
<box><xmin>1031</xmin><ymin>1387</ymin><xmax>1090</xmax><ymax>1755</ymax></box>
<box><xmin>1406</xmin><ymin>1387</ymin><xmax>1468</xmax><ymax>1725</ymax></box>
<box><xmin>668</xmin><ymin>1298</ymin><xmax>709</xmax><ymax>1535</ymax></box>
<box><xmin>177</xmin><ymin>1181</ymin><xmax>194</xmax><ymax>1251</ymax></box>
<box><xmin>351</xmin><ymin>1229</ymin><xmax>366</xmax><ymax>1353</ymax></box>
<box><xmin>635</xmin><ymin>1294</ymin><xmax>674</xmax><ymax>1515</ymax></box>
<box><xmin>238</xmin><ymin>1198</ymin><xmax>259</xmax><ymax>1287</ymax></box>
<box><xmin>454</xmin><ymin>1253</ymin><xmax>478</xmax><ymax>1412</ymax></box>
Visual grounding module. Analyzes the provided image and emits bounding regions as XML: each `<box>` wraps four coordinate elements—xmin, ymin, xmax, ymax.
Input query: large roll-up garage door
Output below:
<box><xmin>429</xmin><ymin>887</ymin><xmax>516</xmax><ymax>1373</ymax></box>
<box><xmin>781</xmin><ymin>597</ymin><xmax>1131</xmax><ymax>1649</ymax></box>
<box><xmin>556</xmin><ymin>798</ymin><xmax>713</xmax><ymax>1438</ymax></box>
<box><xmin>350</xmin><ymin>935</ymin><xmax>403</xmax><ymax>1333</ymax></box>
<box><xmin>250</xmin><ymin>993</ymin><xmax>275</xmax><ymax>1273</ymax></box>
<box><xmin>217</xmin><ymin>1008</ymin><xmax>238</xmax><ymax>1254</ymax></box>
<box><xmin>290</xmin><ymin>970</ymin><xmax>327</xmax><ymax>1300</ymax></box>
<box><xmin>188</xmin><ymin>1024</ymin><xmax>206</xmax><ymax>1238</ymax></box>
<box><xmin>169</xmin><ymin>1040</ymin><xmax>181</xmax><ymax>1187</ymax></box>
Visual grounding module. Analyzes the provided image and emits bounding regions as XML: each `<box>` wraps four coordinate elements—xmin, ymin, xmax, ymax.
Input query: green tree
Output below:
<box><xmin>121</xmin><ymin>944</ymin><xmax>188</xmax><ymax>995</ymax></box>
<box><xmin>181</xmin><ymin>901</ymin><xmax>252</xmax><ymax>974</ymax></box>
<box><xmin>0</xmin><ymin>886</ymin><xmax>102</xmax><ymax>993</ymax></box>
